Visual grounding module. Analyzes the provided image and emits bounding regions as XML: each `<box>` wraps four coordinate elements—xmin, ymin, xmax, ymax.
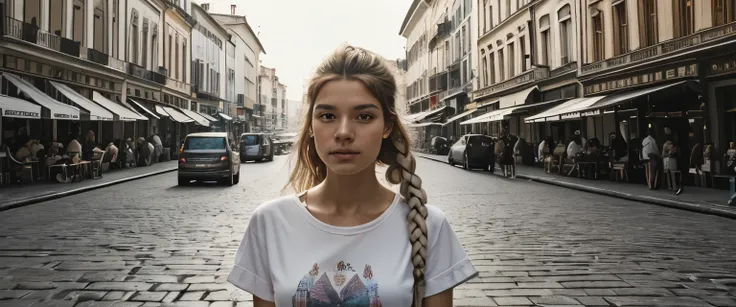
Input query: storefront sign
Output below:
<box><xmin>585</xmin><ymin>63</ymin><xmax>698</xmax><ymax>95</ymax></box>
<box><xmin>581</xmin><ymin>110</ymin><xmax>601</xmax><ymax>117</ymax></box>
<box><xmin>53</xmin><ymin>113</ymin><xmax>79</xmax><ymax>120</ymax></box>
<box><xmin>4</xmin><ymin>110</ymin><xmax>40</xmax><ymax>118</ymax></box>
<box><xmin>707</xmin><ymin>58</ymin><xmax>736</xmax><ymax>77</ymax></box>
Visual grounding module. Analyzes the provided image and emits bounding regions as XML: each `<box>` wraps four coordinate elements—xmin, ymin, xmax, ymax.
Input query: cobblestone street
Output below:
<box><xmin>1</xmin><ymin>155</ymin><xmax>735</xmax><ymax>306</ymax></box>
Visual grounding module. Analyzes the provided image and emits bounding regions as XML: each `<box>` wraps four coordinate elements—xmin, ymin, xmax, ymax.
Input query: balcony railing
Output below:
<box><xmin>3</xmin><ymin>16</ymin><xmax>80</xmax><ymax>58</ymax></box>
<box><xmin>429</xmin><ymin>71</ymin><xmax>449</xmax><ymax>93</ymax></box>
<box><xmin>581</xmin><ymin>22</ymin><xmax>736</xmax><ymax>75</ymax></box>
<box><xmin>550</xmin><ymin>61</ymin><xmax>578</xmax><ymax>78</ymax></box>
<box><xmin>128</xmin><ymin>62</ymin><xmax>152</xmax><ymax>81</ymax></box>
<box><xmin>152</xmin><ymin>71</ymin><xmax>166</xmax><ymax>85</ymax></box>
<box><xmin>108</xmin><ymin>56</ymin><xmax>125</xmax><ymax>71</ymax></box>
<box><xmin>472</xmin><ymin>67</ymin><xmax>550</xmax><ymax>99</ymax></box>
<box><xmin>87</xmin><ymin>49</ymin><xmax>109</xmax><ymax>66</ymax></box>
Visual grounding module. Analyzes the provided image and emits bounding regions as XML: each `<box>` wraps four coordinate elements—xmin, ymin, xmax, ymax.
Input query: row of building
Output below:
<box><xmin>399</xmin><ymin>0</ymin><xmax>736</xmax><ymax>181</ymax></box>
<box><xmin>0</xmin><ymin>0</ymin><xmax>290</xmax><ymax>158</ymax></box>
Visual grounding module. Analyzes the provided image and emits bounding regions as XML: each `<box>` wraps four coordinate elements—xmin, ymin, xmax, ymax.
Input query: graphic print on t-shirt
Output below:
<box><xmin>292</xmin><ymin>261</ymin><xmax>382</xmax><ymax>307</ymax></box>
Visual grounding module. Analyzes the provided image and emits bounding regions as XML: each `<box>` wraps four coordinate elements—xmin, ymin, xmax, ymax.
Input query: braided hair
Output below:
<box><xmin>286</xmin><ymin>44</ymin><xmax>428</xmax><ymax>306</ymax></box>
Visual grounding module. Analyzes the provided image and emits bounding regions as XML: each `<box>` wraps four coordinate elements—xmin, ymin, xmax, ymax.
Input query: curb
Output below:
<box><xmin>0</xmin><ymin>167</ymin><xmax>178</xmax><ymax>213</ymax></box>
<box><xmin>415</xmin><ymin>153</ymin><xmax>736</xmax><ymax>220</ymax></box>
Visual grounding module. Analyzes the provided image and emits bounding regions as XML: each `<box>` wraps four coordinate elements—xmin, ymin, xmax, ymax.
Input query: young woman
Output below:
<box><xmin>227</xmin><ymin>45</ymin><xmax>478</xmax><ymax>307</ymax></box>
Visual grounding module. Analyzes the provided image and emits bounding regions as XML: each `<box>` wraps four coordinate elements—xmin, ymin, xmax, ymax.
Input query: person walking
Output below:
<box><xmin>227</xmin><ymin>45</ymin><xmax>478</xmax><ymax>307</ymax></box>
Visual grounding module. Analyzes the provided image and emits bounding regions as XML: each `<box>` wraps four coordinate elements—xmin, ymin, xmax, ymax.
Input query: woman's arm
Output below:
<box><xmin>254</xmin><ymin>296</ymin><xmax>276</xmax><ymax>307</ymax></box>
<box><xmin>424</xmin><ymin>288</ymin><xmax>454</xmax><ymax>307</ymax></box>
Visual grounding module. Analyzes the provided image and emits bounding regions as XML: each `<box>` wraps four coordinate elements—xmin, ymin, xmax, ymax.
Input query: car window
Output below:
<box><xmin>242</xmin><ymin>135</ymin><xmax>260</xmax><ymax>146</ymax></box>
<box><xmin>184</xmin><ymin>137</ymin><xmax>226</xmax><ymax>150</ymax></box>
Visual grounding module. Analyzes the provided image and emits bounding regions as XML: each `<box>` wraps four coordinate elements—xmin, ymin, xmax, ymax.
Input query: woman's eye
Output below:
<box><xmin>318</xmin><ymin>113</ymin><xmax>336</xmax><ymax>120</ymax></box>
<box><xmin>357</xmin><ymin>114</ymin><xmax>374</xmax><ymax>121</ymax></box>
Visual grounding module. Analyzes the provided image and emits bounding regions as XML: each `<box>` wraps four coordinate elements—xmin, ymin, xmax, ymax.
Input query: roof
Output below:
<box><xmin>186</xmin><ymin>132</ymin><xmax>228</xmax><ymax>138</ymax></box>
<box><xmin>210</xmin><ymin>13</ymin><xmax>267</xmax><ymax>55</ymax></box>
<box><xmin>191</xmin><ymin>3</ymin><xmax>230</xmax><ymax>37</ymax></box>
<box><xmin>399</xmin><ymin>0</ymin><xmax>422</xmax><ymax>36</ymax></box>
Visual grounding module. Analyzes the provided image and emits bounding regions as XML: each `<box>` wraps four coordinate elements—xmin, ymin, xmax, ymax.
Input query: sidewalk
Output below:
<box><xmin>0</xmin><ymin>161</ymin><xmax>178</xmax><ymax>212</ymax></box>
<box><xmin>415</xmin><ymin>152</ymin><xmax>736</xmax><ymax>219</ymax></box>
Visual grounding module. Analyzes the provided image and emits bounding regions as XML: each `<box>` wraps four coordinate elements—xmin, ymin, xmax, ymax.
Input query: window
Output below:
<box><xmin>24</xmin><ymin>0</ymin><xmax>41</xmax><ymax>26</ymax></box>
<box><xmin>498</xmin><ymin>49</ymin><xmax>505</xmax><ymax>80</ymax></box>
<box><xmin>558</xmin><ymin>5</ymin><xmax>573</xmax><ymax>64</ymax></box>
<box><xmin>539</xmin><ymin>15</ymin><xmax>550</xmax><ymax>66</ymax></box>
<box><xmin>73</xmin><ymin>0</ymin><xmax>85</xmax><ymax>44</ymax></box>
<box><xmin>489</xmin><ymin>5</ymin><xmax>494</xmax><ymax>29</ymax></box>
<box><xmin>445</xmin><ymin>41</ymin><xmax>450</xmax><ymax>68</ymax></box>
<box><xmin>184</xmin><ymin>137</ymin><xmax>226</xmax><ymax>150</ymax></box>
<box><xmin>481</xmin><ymin>0</ymin><xmax>487</xmax><ymax>32</ymax></box>
<box><xmin>174</xmin><ymin>34</ymin><xmax>179</xmax><ymax>79</ymax></box>
<box><xmin>462</xmin><ymin>25</ymin><xmax>468</xmax><ymax>55</ymax></box>
<box><xmin>49</xmin><ymin>0</ymin><xmax>64</xmax><ymax>37</ymax></box>
<box><xmin>592</xmin><ymin>13</ymin><xmax>604</xmax><ymax>62</ymax></box>
<box><xmin>612</xmin><ymin>1</ymin><xmax>628</xmax><ymax>55</ymax></box>
<box><xmin>129</xmin><ymin>10</ymin><xmax>139</xmax><ymax>65</ymax></box>
<box><xmin>482</xmin><ymin>54</ymin><xmax>489</xmax><ymax>87</ymax></box>
<box><xmin>489</xmin><ymin>51</ymin><xmax>496</xmax><ymax>84</ymax></box>
<box><xmin>182</xmin><ymin>39</ymin><xmax>187</xmax><ymax>82</ymax></box>
<box><xmin>638</xmin><ymin>0</ymin><xmax>658</xmax><ymax>47</ymax></box>
<box><xmin>168</xmin><ymin>33</ymin><xmax>173</xmax><ymax>76</ymax></box>
<box><xmin>112</xmin><ymin>0</ymin><xmax>118</xmax><ymax>57</ymax></box>
<box><xmin>93</xmin><ymin>0</ymin><xmax>107</xmax><ymax>53</ymax></box>
<box><xmin>506</xmin><ymin>0</ymin><xmax>511</xmax><ymax>19</ymax></box>
<box><xmin>713</xmin><ymin>0</ymin><xmax>736</xmax><ymax>26</ymax></box>
<box><xmin>673</xmin><ymin>0</ymin><xmax>694</xmax><ymax>38</ymax></box>
<box><xmin>508</xmin><ymin>42</ymin><xmax>515</xmax><ymax>77</ymax></box>
<box><xmin>141</xmin><ymin>19</ymin><xmax>148</xmax><ymax>68</ymax></box>
<box><xmin>151</xmin><ymin>25</ymin><xmax>158</xmax><ymax>69</ymax></box>
<box><xmin>519</xmin><ymin>37</ymin><xmax>526</xmax><ymax>71</ymax></box>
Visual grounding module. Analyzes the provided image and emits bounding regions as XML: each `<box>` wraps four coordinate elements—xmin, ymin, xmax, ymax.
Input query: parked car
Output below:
<box><xmin>447</xmin><ymin>134</ymin><xmax>495</xmax><ymax>171</ymax></box>
<box><xmin>177</xmin><ymin>132</ymin><xmax>240</xmax><ymax>186</ymax></box>
<box><xmin>240</xmin><ymin>133</ymin><xmax>274</xmax><ymax>162</ymax></box>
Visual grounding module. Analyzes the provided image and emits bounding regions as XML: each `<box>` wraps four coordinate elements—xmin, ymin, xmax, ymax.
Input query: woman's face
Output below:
<box><xmin>311</xmin><ymin>80</ymin><xmax>392</xmax><ymax>176</ymax></box>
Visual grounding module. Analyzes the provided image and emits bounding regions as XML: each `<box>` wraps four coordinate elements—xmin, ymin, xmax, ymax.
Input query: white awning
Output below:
<box><xmin>578</xmin><ymin>80</ymin><xmax>694</xmax><ymax>115</ymax></box>
<box><xmin>0</xmin><ymin>95</ymin><xmax>41</xmax><ymax>119</ymax></box>
<box><xmin>128</xmin><ymin>99</ymin><xmax>160</xmax><ymax>119</ymax></box>
<box><xmin>92</xmin><ymin>91</ymin><xmax>146</xmax><ymax>121</ymax></box>
<box><xmin>49</xmin><ymin>81</ymin><xmax>113</xmax><ymax>121</ymax></box>
<box><xmin>218</xmin><ymin>112</ymin><xmax>233</xmax><ymax>121</ymax></box>
<box><xmin>407</xmin><ymin>122</ymin><xmax>444</xmax><ymax>128</ymax></box>
<box><xmin>199</xmin><ymin>112</ymin><xmax>218</xmax><ymax>122</ymax></box>
<box><xmin>179</xmin><ymin>107</ymin><xmax>210</xmax><ymax>126</ymax></box>
<box><xmin>499</xmin><ymin>85</ymin><xmax>538</xmax><ymax>108</ymax></box>
<box><xmin>443</xmin><ymin>109</ymin><xmax>479</xmax><ymax>125</ymax></box>
<box><xmin>154</xmin><ymin>105</ymin><xmax>170</xmax><ymax>117</ymax></box>
<box><xmin>524</xmin><ymin>97</ymin><xmax>606</xmax><ymax>123</ymax></box>
<box><xmin>460</xmin><ymin>106</ymin><xmax>520</xmax><ymax>125</ymax></box>
<box><xmin>2</xmin><ymin>73</ymin><xmax>80</xmax><ymax>120</ymax></box>
<box><xmin>162</xmin><ymin>106</ymin><xmax>195</xmax><ymax>123</ymax></box>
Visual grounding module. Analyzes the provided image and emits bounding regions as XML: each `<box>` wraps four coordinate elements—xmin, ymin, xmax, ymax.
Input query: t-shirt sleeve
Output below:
<box><xmin>423</xmin><ymin>210</ymin><xmax>478</xmax><ymax>297</ymax></box>
<box><xmin>227</xmin><ymin>209</ymin><xmax>274</xmax><ymax>301</ymax></box>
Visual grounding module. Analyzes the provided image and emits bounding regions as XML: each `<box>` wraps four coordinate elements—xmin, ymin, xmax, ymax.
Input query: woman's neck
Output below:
<box><xmin>312</xmin><ymin>164</ymin><xmax>390</xmax><ymax>215</ymax></box>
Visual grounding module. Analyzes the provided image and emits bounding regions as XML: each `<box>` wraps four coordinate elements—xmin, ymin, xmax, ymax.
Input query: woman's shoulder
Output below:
<box><xmin>250</xmin><ymin>194</ymin><xmax>302</xmax><ymax>221</ymax></box>
<box><xmin>394</xmin><ymin>198</ymin><xmax>452</xmax><ymax>232</ymax></box>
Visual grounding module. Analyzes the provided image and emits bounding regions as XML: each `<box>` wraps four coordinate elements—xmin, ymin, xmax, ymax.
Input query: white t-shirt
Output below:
<box><xmin>227</xmin><ymin>194</ymin><xmax>478</xmax><ymax>306</ymax></box>
<box><xmin>641</xmin><ymin>135</ymin><xmax>660</xmax><ymax>160</ymax></box>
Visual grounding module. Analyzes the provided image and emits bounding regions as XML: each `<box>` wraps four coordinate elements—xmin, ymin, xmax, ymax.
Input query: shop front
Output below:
<box><xmin>706</xmin><ymin>53</ymin><xmax>736</xmax><ymax>182</ymax></box>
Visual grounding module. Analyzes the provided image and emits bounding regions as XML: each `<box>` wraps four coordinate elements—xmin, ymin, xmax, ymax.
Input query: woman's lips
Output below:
<box><xmin>330</xmin><ymin>151</ymin><xmax>360</xmax><ymax>160</ymax></box>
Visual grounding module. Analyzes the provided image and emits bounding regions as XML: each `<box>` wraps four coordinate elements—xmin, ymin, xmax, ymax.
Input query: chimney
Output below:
<box><xmin>231</xmin><ymin>4</ymin><xmax>236</xmax><ymax>15</ymax></box>
<box><xmin>201</xmin><ymin>3</ymin><xmax>209</xmax><ymax>11</ymax></box>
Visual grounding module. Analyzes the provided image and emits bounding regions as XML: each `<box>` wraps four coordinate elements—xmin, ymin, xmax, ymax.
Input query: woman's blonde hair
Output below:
<box><xmin>286</xmin><ymin>45</ymin><xmax>428</xmax><ymax>306</ymax></box>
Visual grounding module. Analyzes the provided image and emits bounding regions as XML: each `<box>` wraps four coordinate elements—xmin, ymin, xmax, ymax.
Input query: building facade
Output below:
<box><xmin>212</xmin><ymin>8</ymin><xmax>266</xmax><ymax>134</ymax></box>
<box><xmin>256</xmin><ymin>65</ymin><xmax>286</xmax><ymax>133</ymax></box>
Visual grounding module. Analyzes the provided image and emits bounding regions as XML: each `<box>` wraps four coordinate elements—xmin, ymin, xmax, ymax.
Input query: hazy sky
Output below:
<box><xmin>201</xmin><ymin>0</ymin><xmax>413</xmax><ymax>101</ymax></box>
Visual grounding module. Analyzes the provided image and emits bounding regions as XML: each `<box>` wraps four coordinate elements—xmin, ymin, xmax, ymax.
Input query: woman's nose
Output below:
<box><xmin>334</xmin><ymin>118</ymin><xmax>354</xmax><ymax>141</ymax></box>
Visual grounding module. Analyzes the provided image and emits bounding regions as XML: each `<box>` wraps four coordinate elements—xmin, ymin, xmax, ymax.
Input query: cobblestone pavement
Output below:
<box><xmin>0</xmin><ymin>156</ymin><xmax>735</xmax><ymax>306</ymax></box>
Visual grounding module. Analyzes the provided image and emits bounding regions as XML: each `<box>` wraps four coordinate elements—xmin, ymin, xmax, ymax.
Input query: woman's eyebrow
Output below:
<box><xmin>314</xmin><ymin>104</ymin><xmax>379</xmax><ymax>111</ymax></box>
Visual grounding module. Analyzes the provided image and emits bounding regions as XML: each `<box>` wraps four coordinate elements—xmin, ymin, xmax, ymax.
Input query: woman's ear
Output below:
<box><xmin>383</xmin><ymin>123</ymin><xmax>393</xmax><ymax>139</ymax></box>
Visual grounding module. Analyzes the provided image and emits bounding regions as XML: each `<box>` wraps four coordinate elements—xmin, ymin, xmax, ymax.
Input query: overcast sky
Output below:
<box><xmin>199</xmin><ymin>0</ymin><xmax>413</xmax><ymax>101</ymax></box>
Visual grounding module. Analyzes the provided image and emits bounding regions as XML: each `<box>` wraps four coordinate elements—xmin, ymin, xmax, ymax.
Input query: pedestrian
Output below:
<box><xmin>227</xmin><ymin>45</ymin><xmax>478</xmax><ymax>307</ymax></box>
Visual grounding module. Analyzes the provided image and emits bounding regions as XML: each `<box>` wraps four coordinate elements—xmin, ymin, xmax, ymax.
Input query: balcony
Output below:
<box><xmin>166</xmin><ymin>77</ymin><xmax>191</xmax><ymax>93</ymax></box>
<box><xmin>193</xmin><ymin>83</ymin><xmax>220</xmax><ymax>99</ymax></box>
<box><xmin>550</xmin><ymin>61</ymin><xmax>578</xmax><ymax>78</ymax></box>
<box><xmin>87</xmin><ymin>48</ymin><xmax>109</xmax><ymax>66</ymax></box>
<box><xmin>152</xmin><ymin>71</ymin><xmax>166</xmax><ymax>85</ymax></box>
<box><xmin>236</xmin><ymin>94</ymin><xmax>245</xmax><ymax>106</ymax></box>
<box><xmin>3</xmin><ymin>16</ymin><xmax>80</xmax><ymax>58</ymax></box>
<box><xmin>429</xmin><ymin>71</ymin><xmax>448</xmax><ymax>93</ymax></box>
<box><xmin>428</xmin><ymin>20</ymin><xmax>451</xmax><ymax>49</ymax></box>
<box><xmin>472</xmin><ymin>67</ymin><xmax>549</xmax><ymax>99</ymax></box>
<box><xmin>581</xmin><ymin>22</ymin><xmax>736</xmax><ymax>76</ymax></box>
<box><xmin>128</xmin><ymin>62</ymin><xmax>152</xmax><ymax>81</ymax></box>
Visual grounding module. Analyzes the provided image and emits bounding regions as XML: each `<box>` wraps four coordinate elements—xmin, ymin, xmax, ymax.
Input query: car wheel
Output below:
<box><xmin>448</xmin><ymin>155</ymin><xmax>454</xmax><ymax>165</ymax></box>
<box><xmin>178</xmin><ymin>177</ymin><xmax>189</xmax><ymax>186</ymax></box>
<box><xmin>220</xmin><ymin>172</ymin><xmax>234</xmax><ymax>186</ymax></box>
<box><xmin>233</xmin><ymin>172</ymin><xmax>240</xmax><ymax>185</ymax></box>
<box><xmin>463</xmin><ymin>153</ymin><xmax>469</xmax><ymax>170</ymax></box>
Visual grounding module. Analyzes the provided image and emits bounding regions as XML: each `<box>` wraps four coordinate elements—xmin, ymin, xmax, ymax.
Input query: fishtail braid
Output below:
<box><xmin>386</xmin><ymin>138</ymin><xmax>428</xmax><ymax>307</ymax></box>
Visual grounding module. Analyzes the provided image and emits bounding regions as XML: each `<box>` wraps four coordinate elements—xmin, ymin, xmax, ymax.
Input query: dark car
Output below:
<box><xmin>240</xmin><ymin>133</ymin><xmax>274</xmax><ymax>162</ymax></box>
<box><xmin>178</xmin><ymin>132</ymin><xmax>241</xmax><ymax>186</ymax></box>
<box><xmin>447</xmin><ymin>134</ymin><xmax>495</xmax><ymax>171</ymax></box>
